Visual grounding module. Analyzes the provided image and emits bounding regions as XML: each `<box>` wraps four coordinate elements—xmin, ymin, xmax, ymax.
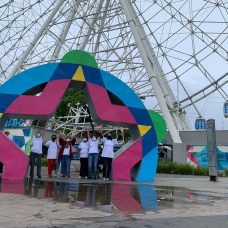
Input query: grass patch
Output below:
<box><xmin>157</xmin><ymin>161</ymin><xmax>209</xmax><ymax>176</ymax></box>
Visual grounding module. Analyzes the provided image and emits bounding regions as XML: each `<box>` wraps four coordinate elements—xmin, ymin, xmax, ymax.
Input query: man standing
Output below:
<box><xmin>30</xmin><ymin>130</ymin><xmax>44</xmax><ymax>178</ymax></box>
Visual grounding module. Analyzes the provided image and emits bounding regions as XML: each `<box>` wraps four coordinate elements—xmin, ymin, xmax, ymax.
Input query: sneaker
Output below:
<box><xmin>85</xmin><ymin>176</ymin><xmax>88</xmax><ymax>179</ymax></box>
<box><xmin>37</xmin><ymin>176</ymin><xmax>42</xmax><ymax>179</ymax></box>
<box><xmin>106</xmin><ymin>178</ymin><xmax>109</xmax><ymax>181</ymax></box>
<box><xmin>78</xmin><ymin>176</ymin><xmax>82</xmax><ymax>179</ymax></box>
<box><xmin>103</xmin><ymin>177</ymin><xmax>106</xmax><ymax>181</ymax></box>
<box><xmin>61</xmin><ymin>175</ymin><xmax>66</xmax><ymax>178</ymax></box>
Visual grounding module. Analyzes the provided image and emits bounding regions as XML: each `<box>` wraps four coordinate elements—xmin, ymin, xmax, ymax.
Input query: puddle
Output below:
<box><xmin>0</xmin><ymin>178</ymin><xmax>226</xmax><ymax>215</ymax></box>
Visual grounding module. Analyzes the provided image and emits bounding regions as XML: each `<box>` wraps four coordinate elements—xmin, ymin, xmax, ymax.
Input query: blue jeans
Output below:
<box><xmin>61</xmin><ymin>155</ymin><xmax>71</xmax><ymax>176</ymax></box>
<box><xmin>88</xmin><ymin>153</ymin><xmax>98</xmax><ymax>178</ymax></box>
<box><xmin>55</xmin><ymin>159</ymin><xmax>61</xmax><ymax>174</ymax></box>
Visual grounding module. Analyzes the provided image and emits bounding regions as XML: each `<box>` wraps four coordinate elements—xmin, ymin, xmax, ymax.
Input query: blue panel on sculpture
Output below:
<box><xmin>136</xmin><ymin>146</ymin><xmax>158</xmax><ymax>181</ymax></box>
<box><xmin>0</xmin><ymin>94</ymin><xmax>18</xmax><ymax>112</ymax></box>
<box><xmin>50</xmin><ymin>63</ymin><xmax>78</xmax><ymax>81</ymax></box>
<box><xmin>23</xmin><ymin>129</ymin><xmax>31</xmax><ymax>137</ymax></box>
<box><xmin>141</xmin><ymin>128</ymin><xmax>157</xmax><ymax>158</ymax></box>
<box><xmin>0</xmin><ymin>64</ymin><xmax>58</xmax><ymax>95</ymax></box>
<box><xmin>82</xmin><ymin>66</ymin><xmax>104</xmax><ymax>87</ymax></box>
<box><xmin>137</xmin><ymin>185</ymin><xmax>158</xmax><ymax>211</ymax></box>
<box><xmin>100</xmin><ymin>70</ymin><xmax>145</xmax><ymax>109</ymax></box>
<box><xmin>13</xmin><ymin>136</ymin><xmax>25</xmax><ymax>148</ymax></box>
<box><xmin>128</xmin><ymin>107</ymin><xmax>153</xmax><ymax>125</ymax></box>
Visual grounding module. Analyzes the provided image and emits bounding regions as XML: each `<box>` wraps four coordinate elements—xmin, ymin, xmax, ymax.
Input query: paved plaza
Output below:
<box><xmin>0</xmin><ymin>170</ymin><xmax>228</xmax><ymax>228</ymax></box>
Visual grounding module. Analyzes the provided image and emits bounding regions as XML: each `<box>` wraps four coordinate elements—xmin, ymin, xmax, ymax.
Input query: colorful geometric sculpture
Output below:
<box><xmin>0</xmin><ymin>50</ymin><xmax>166</xmax><ymax>181</ymax></box>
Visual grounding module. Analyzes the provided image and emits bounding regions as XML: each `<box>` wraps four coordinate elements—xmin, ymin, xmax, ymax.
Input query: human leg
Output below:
<box><xmin>85</xmin><ymin>158</ymin><xmax>88</xmax><ymax>177</ymax></box>
<box><xmin>66</xmin><ymin>156</ymin><xmax>71</xmax><ymax>177</ymax></box>
<box><xmin>106</xmin><ymin>158</ymin><xmax>112</xmax><ymax>179</ymax></box>
<box><xmin>88</xmin><ymin>154</ymin><xmax>93</xmax><ymax>178</ymax></box>
<box><xmin>48</xmin><ymin>159</ymin><xmax>52</xmax><ymax>176</ymax></box>
<box><xmin>29</xmin><ymin>152</ymin><xmax>35</xmax><ymax>178</ymax></box>
<box><xmin>93</xmin><ymin>154</ymin><xmax>98</xmax><ymax>179</ymax></box>
<box><xmin>103</xmin><ymin>157</ymin><xmax>108</xmax><ymax>178</ymax></box>
<box><xmin>61</xmin><ymin>156</ymin><xmax>66</xmax><ymax>176</ymax></box>
<box><xmin>36</xmin><ymin>154</ymin><xmax>42</xmax><ymax>178</ymax></box>
<box><xmin>80</xmin><ymin>158</ymin><xmax>83</xmax><ymax>177</ymax></box>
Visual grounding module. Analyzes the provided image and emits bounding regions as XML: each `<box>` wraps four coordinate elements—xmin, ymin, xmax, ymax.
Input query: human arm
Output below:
<box><xmin>45</xmin><ymin>141</ymin><xmax>50</xmax><ymax>147</ymax></box>
<box><xmin>71</xmin><ymin>135</ymin><xmax>76</xmax><ymax>146</ymax></box>
<box><xmin>59</xmin><ymin>133</ymin><xmax>65</xmax><ymax>146</ymax></box>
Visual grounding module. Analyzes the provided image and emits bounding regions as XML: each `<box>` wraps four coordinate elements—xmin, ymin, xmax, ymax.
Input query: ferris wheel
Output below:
<box><xmin>0</xmin><ymin>0</ymin><xmax>227</xmax><ymax>143</ymax></box>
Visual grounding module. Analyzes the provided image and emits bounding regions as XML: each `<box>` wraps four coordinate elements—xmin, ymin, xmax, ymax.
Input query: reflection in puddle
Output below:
<box><xmin>0</xmin><ymin>178</ymin><xmax>224</xmax><ymax>214</ymax></box>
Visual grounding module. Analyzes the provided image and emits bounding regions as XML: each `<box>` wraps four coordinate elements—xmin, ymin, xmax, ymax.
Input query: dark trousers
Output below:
<box><xmin>103</xmin><ymin>157</ymin><xmax>112</xmax><ymax>179</ymax></box>
<box><xmin>30</xmin><ymin>152</ymin><xmax>42</xmax><ymax>177</ymax></box>
<box><xmin>0</xmin><ymin>162</ymin><xmax>3</xmax><ymax>173</ymax></box>
<box><xmin>80</xmin><ymin>158</ymin><xmax>88</xmax><ymax>177</ymax></box>
<box><xmin>61</xmin><ymin>155</ymin><xmax>71</xmax><ymax>176</ymax></box>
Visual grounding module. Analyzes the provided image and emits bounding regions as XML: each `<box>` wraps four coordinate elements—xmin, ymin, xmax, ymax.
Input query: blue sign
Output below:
<box><xmin>5</xmin><ymin>118</ymin><xmax>23</xmax><ymax>128</ymax></box>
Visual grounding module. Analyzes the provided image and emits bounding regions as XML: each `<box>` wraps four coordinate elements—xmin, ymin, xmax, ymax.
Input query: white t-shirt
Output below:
<box><xmin>45</xmin><ymin>141</ymin><xmax>58</xmax><ymax>159</ymax></box>
<box><xmin>31</xmin><ymin>136</ymin><xmax>43</xmax><ymax>154</ymax></box>
<box><xmin>101</xmin><ymin>138</ymin><xmax>118</xmax><ymax>158</ymax></box>
<box><xmin>88</xmin><ymin>139</ymin><xmax>99</xmax><ymax>154</ymax></box>
<box><xmin>79</xmin><ymin>141</ymin><xmax>89</xmax><ymax>158</ymax></box>
<box><xmin>63</xmin><ymin>147</ymin><xmax>70</xmax><ymax>155</ymax></box>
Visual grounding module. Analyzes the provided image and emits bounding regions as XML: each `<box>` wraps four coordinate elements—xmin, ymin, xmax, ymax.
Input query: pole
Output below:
<box><xmin>120</xmin><ymin>0</ymin><xmax>182</xmax><ymax>143</ymax></box>
<box><xmin>9</xmin><ymin>0</ymin><xmax>65</xmax><ymax>78</ymax></box>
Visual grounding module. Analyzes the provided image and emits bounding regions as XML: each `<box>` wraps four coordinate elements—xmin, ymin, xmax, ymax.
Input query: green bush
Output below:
<box><xmin>35</xmin><ymin>158</ymin><xmax>48</xmax><ymax>167</ymax></box>
<box><xmin>157</xmin><ymin>161</ymin><xmax>209</xmax><ymax>176</ymax></box>
<box><xmin>41</xmin><ymin>158</ymin><xmax>48</xmax><ymax>167</ymax></box>
<box><xmin>224</xmin><ymin>169</ymin><xmax>228</xmax><ymax>177</ymax></box>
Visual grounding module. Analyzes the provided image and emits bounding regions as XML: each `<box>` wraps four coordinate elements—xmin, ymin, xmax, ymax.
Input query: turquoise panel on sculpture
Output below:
<box><xmin>136</xmin><ymin>146</ymin><xmax>158</xmax><ymax>181</ymax></box>
<box><xmin>100</xmin><ymin>70</ymin><xmax>145</xmax><ymax>109</ymax></box>
<box><xmin>0</xmin><ymin>63</ymin><xmax>58</xmax><ymax>95</ymax></box>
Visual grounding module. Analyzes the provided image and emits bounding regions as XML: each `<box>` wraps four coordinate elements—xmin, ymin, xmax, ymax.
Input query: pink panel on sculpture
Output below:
<box><xmin>0</xmin><ymin>132</ymin><xmax>28</xmax><ymax>179</ymax></box>
<box><xmin>113</xmin><ymin>139</ymin><xmax>142</xmax><ymax>181</ymax></box>
<box><xmin>112</xmin><ymin>184</ymin><xmax>141</xmax><ymax>213</ymax></box>
<box><xmin>5</xmin><ymin>80</ymin><xmax>70</xmax><ymax>116</ymax></box>
<box><xmin>1</xmin><ymin>179</ymin><xmax>25</xmax><ymax>194</ymax></box>
<box><xmin>86</xmin><ymin>82</ymin><xmax>136</xmax><ymax>124</ymax></box>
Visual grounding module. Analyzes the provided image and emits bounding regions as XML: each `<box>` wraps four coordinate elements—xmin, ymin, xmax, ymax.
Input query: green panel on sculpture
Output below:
<box><xmin>148</xmin><ymin>110</ymin><xmax>167</xmax><ymax>143</ymax></box>
<box><xmin>61</xmin><ymin>50</ymin><xmax>98</xmax><ymax>68</ymax></box>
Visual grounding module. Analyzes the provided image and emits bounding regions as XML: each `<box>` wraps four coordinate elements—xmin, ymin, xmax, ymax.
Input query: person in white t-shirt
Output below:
<box><xmin>101</xmin><ymin>133</ymin><xmax>118</xmax><ymax>180</ymax></box>
<box><xmin>78</xmin><ymin>134</ymin><xmax>89</xmax><ymax>178</ymax></box>
<box><xmin>30</xmin><ymin>130</ymin><xmax>44</xmax><ymax>178</ymax></box>
<box><xmin>87</xmin><ymin>130</ymin><xmax>100</xmax><ymax>179</ymax></box>
<box><xmin>45</xmin><ymin>134</ymin><xmax>59</xmax><ymax>178</ymax></box>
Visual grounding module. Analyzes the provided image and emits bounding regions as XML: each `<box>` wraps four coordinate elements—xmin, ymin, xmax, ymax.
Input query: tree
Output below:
<box><xmin>55</xmin><ymin>88</ymin><xmax>86</xmax><ymax>117</ymax></box>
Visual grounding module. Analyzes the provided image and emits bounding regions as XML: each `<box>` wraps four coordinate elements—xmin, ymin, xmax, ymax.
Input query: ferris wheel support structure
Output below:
<box><xmin>120</xmin><ymin>0</ymin><xmax>182</xmax><ymax>143</ymax></box>
<box><xmin>8</xmin><ymin>0</ymin><xmax>65</xmax><ymax>78</ymax></box>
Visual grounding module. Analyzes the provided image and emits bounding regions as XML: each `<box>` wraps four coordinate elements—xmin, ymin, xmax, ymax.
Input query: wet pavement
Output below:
<box><xmin>0</xmin><ymin>174</ymin><xmax>228</xmax><ymax>227</ymax></box>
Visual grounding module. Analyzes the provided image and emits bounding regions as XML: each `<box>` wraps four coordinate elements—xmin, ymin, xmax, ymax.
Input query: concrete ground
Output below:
<box><xmin>0</xmin><ymin>169</ymin><xmax>228</xmax><ymax>227</ymax></box>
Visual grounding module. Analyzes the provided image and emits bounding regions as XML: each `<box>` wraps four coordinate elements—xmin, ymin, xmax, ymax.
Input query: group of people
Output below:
<box><xmin>78</xmin><ymin>130</ymin><xmax>118</xmax><ymax>180</ymax></box>
<box><xmin>30</xmin><ymin>131</ymin><xmax>76</xmax><ymax>178</ymax></box>
<box><xmin>29</xmin><ymin>128</ymin><xmax>118</xmax><ymax>181</ymax></box>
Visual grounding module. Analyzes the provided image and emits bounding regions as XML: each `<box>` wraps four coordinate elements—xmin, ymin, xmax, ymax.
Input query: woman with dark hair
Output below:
<box><xmin>100</xmin><ymin>130</ymin><xmax>118</xmax><ymax>181</ymax></box>
<box><xmin>58</xmin><ymin>133</ymin><xmax>76</xmax><ymax>178</ymax></box>
<box><xmin>78</xmin><ymin>133</ymin><xmax>89</xmax><ymax>179</ymax></box>
<box><xmin>45</xmin><ymin>134</ymin><xmax>59</xmax><ymax>178</ymax></box>
<box><xmin>87</xmin><ymin>130</ymin><xmax>100</xmax><ymax>180</ymax></box>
